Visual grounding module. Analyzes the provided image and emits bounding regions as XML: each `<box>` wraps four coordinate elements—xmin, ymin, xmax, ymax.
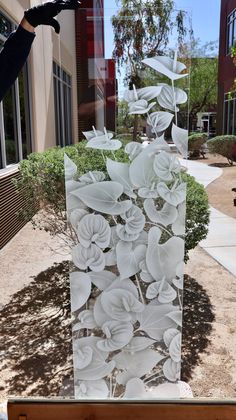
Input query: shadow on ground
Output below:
<box><xmin>0</xmin><ymin>265</ymin><xmax>215</xmax><ymax>396</ymax></box>
<box><xmin>181</xmin><ymin>274</ymin><xmax>215</xmax><ymax>382</ymax></box>
<box><xmin>208</xmin><ymin>162</ymin><xmax>232</xmax><ymax>168</ymax></box>
<box><xmin>0</xmin><ymin>261</ymin><xmax>73</xmax><ymax>397</ymax></box>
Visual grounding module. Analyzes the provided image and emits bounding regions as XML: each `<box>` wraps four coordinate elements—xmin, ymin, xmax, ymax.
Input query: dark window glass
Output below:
<box><xmin>0</xmin><ymin>12</ymin><xmax>12</xmax><ymax>38</ymax></box>
<box><xmin>3</xmin><ymin>86</ymin><xmax>18</xmax><ymax>165</ymax></box>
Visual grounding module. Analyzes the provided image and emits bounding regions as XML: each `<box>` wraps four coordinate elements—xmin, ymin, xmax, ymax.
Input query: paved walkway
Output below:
<box><xmin>180</xmin><ymin>159</ymin><xmax>236</xmax><ymax>277</ymax></box>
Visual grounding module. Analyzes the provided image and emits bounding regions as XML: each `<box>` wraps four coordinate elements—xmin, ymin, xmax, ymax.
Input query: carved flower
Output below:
<box><xmin>75</xmin><ymin>379</ymin><xmax>109</xmax><ymax>398</ymax></box>
<box><xmin>86</xmin><ymin>127</ymin><xmax>122</xmax><ymax>151</ymax></box>
<box><xmin>77</xmin><ymin>214</ymin><xmax>111</xmax><ymax>249</ymax></box>
<box><xmin>74</xmin><ymin>337</ymin><xmax>115</xmax><ymax>381</ymax></box>
<box><xmin>72</xmin><ymin>244</ymin><xmax>105</xmax><ymax>272</ymax></box>
<box><xmin>79</xmin><ymin>171</ymin><xmax>105</xmax><ymax>185</ymax></box>
<box><xmin>163</xmin><ymin>358</ymin><xmax>181</xmax><ymax>382</ymax></box>
<box><xmin>128</xmin><ymin>99</ymin><xmax>156</xmax><ymax>115</ymax></box>
<box><xmin>153</xmin><ymin>151</ymin><xmax>181</xmax><ymax>182</ymax></box>
<box><xmin>101</xmin><ymin>288</ymin><xmax>144</xmax><ymax>322</ymax></box>
<box><xmin>97</xmin><ymin>320</ymin><xmax>133</xmax><ymax>352</ymax></box>
<box><xmin>116</xmin><ymin>205</ymin><xmax>145</xmax><ymax>241</ymax></box>
<box><xmin>157</xmin><ymin>181</ymin><xmax>186</xmax><ymax>207</ymax></box>
<box><xmin>142</xmin><ymin>54</ymin><xmax>188</xmax><ymax>81</ymax></box>
<box><xmin>146</xmin><ymin>278</ymin><xmax>177</xmax><ymax>303</ymax></box>
<box><xmin>147</xmin><ymin>111</ymin><xmax>174</xmax><ymax>134</ymax></box>
<box><xmin>125</xmin><ymin>142</ymin><xmax>143</xmax><ymax>161</ymax></box>
<box><xmin>157</xmin><ymin>84</ymin><xmax>187</xmax><ymax>112</ymax></box>
<box><xmin>164</xmin><ymin>328</ymin><xmax>181</xmax><ymax>363</ymax></box>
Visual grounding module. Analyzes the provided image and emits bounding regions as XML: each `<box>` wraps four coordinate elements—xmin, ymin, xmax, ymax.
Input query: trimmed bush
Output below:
<box><xmin>188</xmin><ymin>133</ymin><xmax>208</xmax><ymax>159</ymax></box>
<box><xmin>207</xmin><ymin>135</ymin><xmax>236</xmax><ymax>165</ymax></box>
<box><xmin>15</xmin><ymin>142</ymin><xmax>209</xmax><ymax>261</ymax></box>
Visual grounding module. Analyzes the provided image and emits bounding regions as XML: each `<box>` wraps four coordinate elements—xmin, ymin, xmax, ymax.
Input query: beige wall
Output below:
<box><xmin>0</xmin><ymin>0</ymin><xmax>78</xmax><ymax>153</ymax></box>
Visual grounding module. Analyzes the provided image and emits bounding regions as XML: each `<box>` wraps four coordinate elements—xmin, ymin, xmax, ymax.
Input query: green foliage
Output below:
<box><xmin>188</xmin><ymin>132</ymin><xmax>208</xmax><ymax>158</ymax></box>
<box><xmin>16</xmin><ymin>143</ymin><xmax>209</xmax><ymax>261</ymax></box>
<box><xmin>207</xmin><ymin>135</ymin><xmax>236</xmax><ymax>165</ymax></box>
<box><xmin>112</xmin><ymin>0</ymin><xmax>187</xmax><ymax>86</ymax></box>
<box><xmin>183</xmin><ymin>172</ymin><xmax>209</xmax><ymax>261</ymax></box>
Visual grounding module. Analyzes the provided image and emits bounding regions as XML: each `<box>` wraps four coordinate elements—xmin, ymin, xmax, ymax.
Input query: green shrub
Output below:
<box><xmin>207</xmin><ymin>135</ymin><xmax>236</xmax><ymax>165</ymax></box>
<box><xmin>15</xmin><ymin>142</ymin><xmax>209</xmax><ymax>261</ymax></box>
<box><xmin>188</xmin><ymin>133</ymin><xmax>208</xmax><ymax>158</ymax></box>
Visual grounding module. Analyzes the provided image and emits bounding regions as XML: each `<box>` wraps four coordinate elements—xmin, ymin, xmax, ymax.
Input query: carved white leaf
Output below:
<box><xmin>70</xmin><ymin>272</ymin><xmax>91</xmax><ymax>312</ymax></box>
<box><xmin>70</xmin><ymin>209</ymin><xmax>88</xmax><ymax>230</ymax></box>
<box><xmin>124</xmin><ymin>337</ymin><xmax>155</xmax><ymax>353</ymax></box>
<box><xmin>97</xmin><ymin>320</ymin><xmax>133</xmax><ymax>352</ymax></box>
<box><xmin>116</xmin><ymin>225</ymin><xmax>140</xmax><ymax>242</ymax></box>
<box><xmin>137</xmin><ymin>86</ymin><xmax>163</xmax><ymax>101</ymax></box>
<box><xmin>142</xmin><ymin>56</ymin><xmax>188</xmax><ymax>81</ymax></box>
<box><xmin>75</xmin><ymin>379</ymin><xmax>109</xmax><ymax>398</ymax></box>
<box><xmin>138</xmin><ymin>187</ymin><xmax>159</xmax><ymax>199</ymax></box>
<box><xmin>169</xmin><ymin>332</ymin><xmax>181</xmax><ymax>362</ymax></box>
<box><xmin>64</xmin><ymin>154</ymin><xmax>77</xmax><ymax>181</ymax></box>
<box><xmin>157</xmin><ymin>84</ymin><xmax>187</xmax><ymax>112</ymax></box>
<box><xmin>146</xmin><ymin>227</ymin><xmax>185</xmax><ymax>281</ymax></box>
<box><xmin>89</xmin><ymin>270</ymin><xmax>117</xmax><ymax>290</ymax></box>
<box><xmin>157</xmin><ymin>182</ymin><xmax>186</xmax><ymax>207</ymax></box>
<box><xmin>125</xmin><ymin>142</ymin><xmax>143</xmax><ymax>160</ymax></box>
<box><xmin>75</xmin><ymin>345</ymin><xmax>93</xmax><ymax>369</ymax></box>
<box><xmin>86</xmin><ymin>131</ymin><xmax>122</xmax><ymax>151</ymax></box>
<box><xmin>106</xmin><ymin>277</ymin><xmax>139</xmax><ymax>297</ymax></box>
<box><xmin>163</xmin><ymin>358</ymin><xmax>181</xmax><ymax>382</ymax></box>
<box><xmin>167</xmin><ymin>310</ymin><xmax>182</xmax><ymax>327</ymax></box>
<box><xmin>71</xmin><ymin>181</ymin><xmax>132</xmax><ymax>215</ymax></box>
<box><xmin>124</xmin><ymin>378</ymin><xmax>146</xmax><ymax>398</ymax></box>
<box><xmin>153</xmin><ymin>151</ymin><xmax>180</xmax><ymax>181</ymax></box>
<box><xmin>147</xmin><ymin>111</ymin><xmax>174</xmax><ymax>133</ymax></box>
<box><xmin>163</xmin><ymin>328</ymin><xmax>180</xmax><ymax>347</ymax></box>
<box><xmin>172</xmin><ymin>124</ymin><xmax>188</xmax><ymax>158</ymax></box>
<box><xmin>148</xmin><ymin>382</ymin><xmax>180</xmax><ymax>398</ymax></box>
<box><xmin>77</xmin><ymin>214</ymin><xmax>111</xmax><ymax>249</ymax></box>
<box><xmin>139</xmin><ymin>259</ymin><xmax>155</xmax><ymax>283</ymax></box>
<box><xmin>129</xmin><ymin>142</ymin><xmax>160</xmax><ymax>189</ymax></box>
<box><xmin>93</xmin><ymin>295</ymin><xmax>111</xmax><ymax>327</ymax></box>
<box><xmin>137</xmin><ymin>303</ymin><xmax>178</xmax><ymax>340</ymax></box>
<box><xmin>144</xmin><ymin>199</ymin><xmax>178</xmax><ymax>226</ymax></box>
<box><xmin>116</xmin><ymin>241</ymin><xmax>146</xmax><ymax>279</ymax></box>
<box><xmin>101</xmin><ymin>288</ymin><xmax>144</xmax><ymax>322</ymax></box>
<box><xmin>114</xmin><ymin>349</ymin><xmax>164</xmax><ymax>385</ymax></box>
<box><xmin>106</xmin><ymin>158</ymin><xmax>136</xmax><ymax>198</ymax></box>
<box><xmin>66</xmin><ymin>180</ymin><xmax>87</xmax><ymax>213</ymax></box>
<box><xmin>172</xmin><ymin>202</ymin><xmax>186</xmax><ymax>235</ymax></box>
<box><xmin>82</xmin><ymin>128</ymin><xmax>104</xmax><ymax>141</ymax></box>
<box><xmin>79</xmin><ymin>171</ymin><xmax>105</xmax><ymax>184</ymax></box>
<box><xmin>129</xmin><ymin>99</ymin><xmax>156</xmax><ymax>115</ymax></box>
<box><xmin>72</xmin><ymin>244</ymin><xmax>105</xmax><ymax>272</ymax></box>
<box><xmin>74</xmin><ymin>337</ymin><xmax>115</xmax><ymax>380</ymax></box>
<box><xmin>121</xmin><ymin>205</ymin><xmax>145</xmax><ymax>235</ymax></box>
<box><xmin>73</xmin><ymin>310</ymin><xmax>97</xmax><ymax>331</ymax></box>
<box><xmin>146</xmin><ymin>279</ymin><xmax>177</xmax><ymax>303</ymax></box>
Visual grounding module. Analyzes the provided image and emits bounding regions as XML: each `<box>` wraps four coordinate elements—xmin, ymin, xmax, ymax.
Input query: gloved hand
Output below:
<box><xmin>24</xmin><ymin>0</ymin><xmax>81</xmax><ymax>34</ymax></box>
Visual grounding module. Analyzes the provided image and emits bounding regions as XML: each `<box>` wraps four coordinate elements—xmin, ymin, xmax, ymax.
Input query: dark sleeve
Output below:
<box><xmin>0</xmin><ymin>25</ymin><xmax>35</xmax><ymax>102</ymax></box>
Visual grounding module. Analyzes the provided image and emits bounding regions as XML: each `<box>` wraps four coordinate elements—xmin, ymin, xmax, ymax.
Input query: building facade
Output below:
<box><xmin>218</xmin><ymin>0</ymin><xmax>236</xmax><ymax>134</ymax></box>
<box><xmin>0</xmin><ymin>0</ymin><xmax>78</xmax><ymax>249</ymax></box>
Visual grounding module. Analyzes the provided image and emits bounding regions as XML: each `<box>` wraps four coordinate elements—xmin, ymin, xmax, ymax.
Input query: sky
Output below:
<box><xmin>104</xmin><ymin>0</ymin><xmax>221</xmax><ymax>58</ymax></box>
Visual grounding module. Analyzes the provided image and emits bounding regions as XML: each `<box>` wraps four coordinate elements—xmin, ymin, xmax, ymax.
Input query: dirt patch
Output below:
<box><xmin>198</xmin><ymin>153</ymin><xmax>236</xmax><ymax>218</ymax></box>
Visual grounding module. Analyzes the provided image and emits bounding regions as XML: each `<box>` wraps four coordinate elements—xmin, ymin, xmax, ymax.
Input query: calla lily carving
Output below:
<box><xmin>157</xmin><ymin>84</ymin><xmax>187</xmax><ymax>112</ymax></box>
<box><xmin>147</xmin><ymin>111</ymin><xmax>174</xmax><ymax>133</ymax></box>
<box><xmin>65</xmin><ymin>51</ymin><xmax>191</xmax><ymax>399</ymax></box>
<box><xmin>146</xmin><ymin>278</ymin><xmax>177</xmax><ymax>303</ymax></box>
<box><xmin>97</xmin><ymin>320</ymin><xmax>133</xmax><ymax>352</ymax></box>
<box><xmin>153</xmin><ymin>151</ymin><xmax>181</xmax><ymax>182</ymax></box>
<box><xmin>77</xmin><ymin>214</ymin><xmax>111</xmax><ymax>249</ymax></box>
<box><xmin>85</xmin><ymin>127</ymin><xmax>122</xmax><ymax>151</ymax></box>
<box><xmin>142</xmin><ymin>54</ymin><xmax>188</xmax><ymax>81</ymax></box>
<box><xmin>75</xmin><ymin>380</ymin><xmax>109</xmax><ymax>398</ymax></box>
<box><xmin>72</xmin><ymin>243</ymin><xmax>105</xmax><ymax>272</ymax></box>
<box><xmin>146</xmin><ymin>227</ymin><xmax>185</xmax><ymax>281</ymax></box>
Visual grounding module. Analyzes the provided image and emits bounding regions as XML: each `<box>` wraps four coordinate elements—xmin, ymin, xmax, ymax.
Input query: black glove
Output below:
<box><xmin>24</xmin><ymin>0</ymin><xmax>81</xmax><ymax>34</ymax></box>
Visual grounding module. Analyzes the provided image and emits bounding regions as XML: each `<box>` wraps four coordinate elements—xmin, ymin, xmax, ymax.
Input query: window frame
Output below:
<box><xmin>226</xmin><ymin>8</ymin><xmax>236</xmax><ymax>56</ymax></box>
<box><xmin>0</xmin><ymin>10</ymin><xmax>32</xmax><ymax>172</ymax></box>
<box><xmin>223</xmin><ymin>91</ymin><xmax>236</xmax><ymax>135</ymax></box>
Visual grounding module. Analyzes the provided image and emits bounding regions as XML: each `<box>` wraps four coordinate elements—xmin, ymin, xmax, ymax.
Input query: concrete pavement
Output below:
<box><xmin>180</xmin><ymin>159</ymin><xmax>236</xmax><ymax>277</ymax></box>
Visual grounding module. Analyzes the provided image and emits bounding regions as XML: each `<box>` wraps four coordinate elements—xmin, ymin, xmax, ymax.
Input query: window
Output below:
<box><xmin>226</xmin><ymin>9</ymin><xmax>236</xmax><ymax>55</ymax></box>
<box><xmin>224</xmin><ymin>92</ymin><xmax>236</xmax><ymax>134</ymax></box>
<box><xmin>53</xmin><ymin>62</ymin><xmax>73</xmax><ymax>147</ymax></box>
<box><xmin>0</xmin><ymin>11</ymin><xmax>32</xmax><ymax>171</ymax></box>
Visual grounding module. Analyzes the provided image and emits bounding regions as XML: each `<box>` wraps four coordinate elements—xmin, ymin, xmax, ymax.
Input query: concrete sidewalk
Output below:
<box><xmin>180</xmin><ymin>159</ymin><xmax>236</xmax><ymax>277</ymax></box>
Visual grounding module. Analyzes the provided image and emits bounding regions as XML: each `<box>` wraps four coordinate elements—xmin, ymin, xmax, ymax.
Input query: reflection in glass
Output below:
<box><xmin>3</xmin><ymin>86</ymin><xmax>18</xmax><ymax>165</ymax></box>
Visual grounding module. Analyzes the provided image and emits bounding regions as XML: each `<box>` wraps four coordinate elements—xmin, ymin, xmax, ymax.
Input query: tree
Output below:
<box><xmin>112</xmin><ymin>0</ymin><xmax>187</xmax><ymax>87</ymax></box>
<box><xmin>178</xmin><ymin>39</ymin><xmax>218</xmax><ymax>131</ymax></box>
